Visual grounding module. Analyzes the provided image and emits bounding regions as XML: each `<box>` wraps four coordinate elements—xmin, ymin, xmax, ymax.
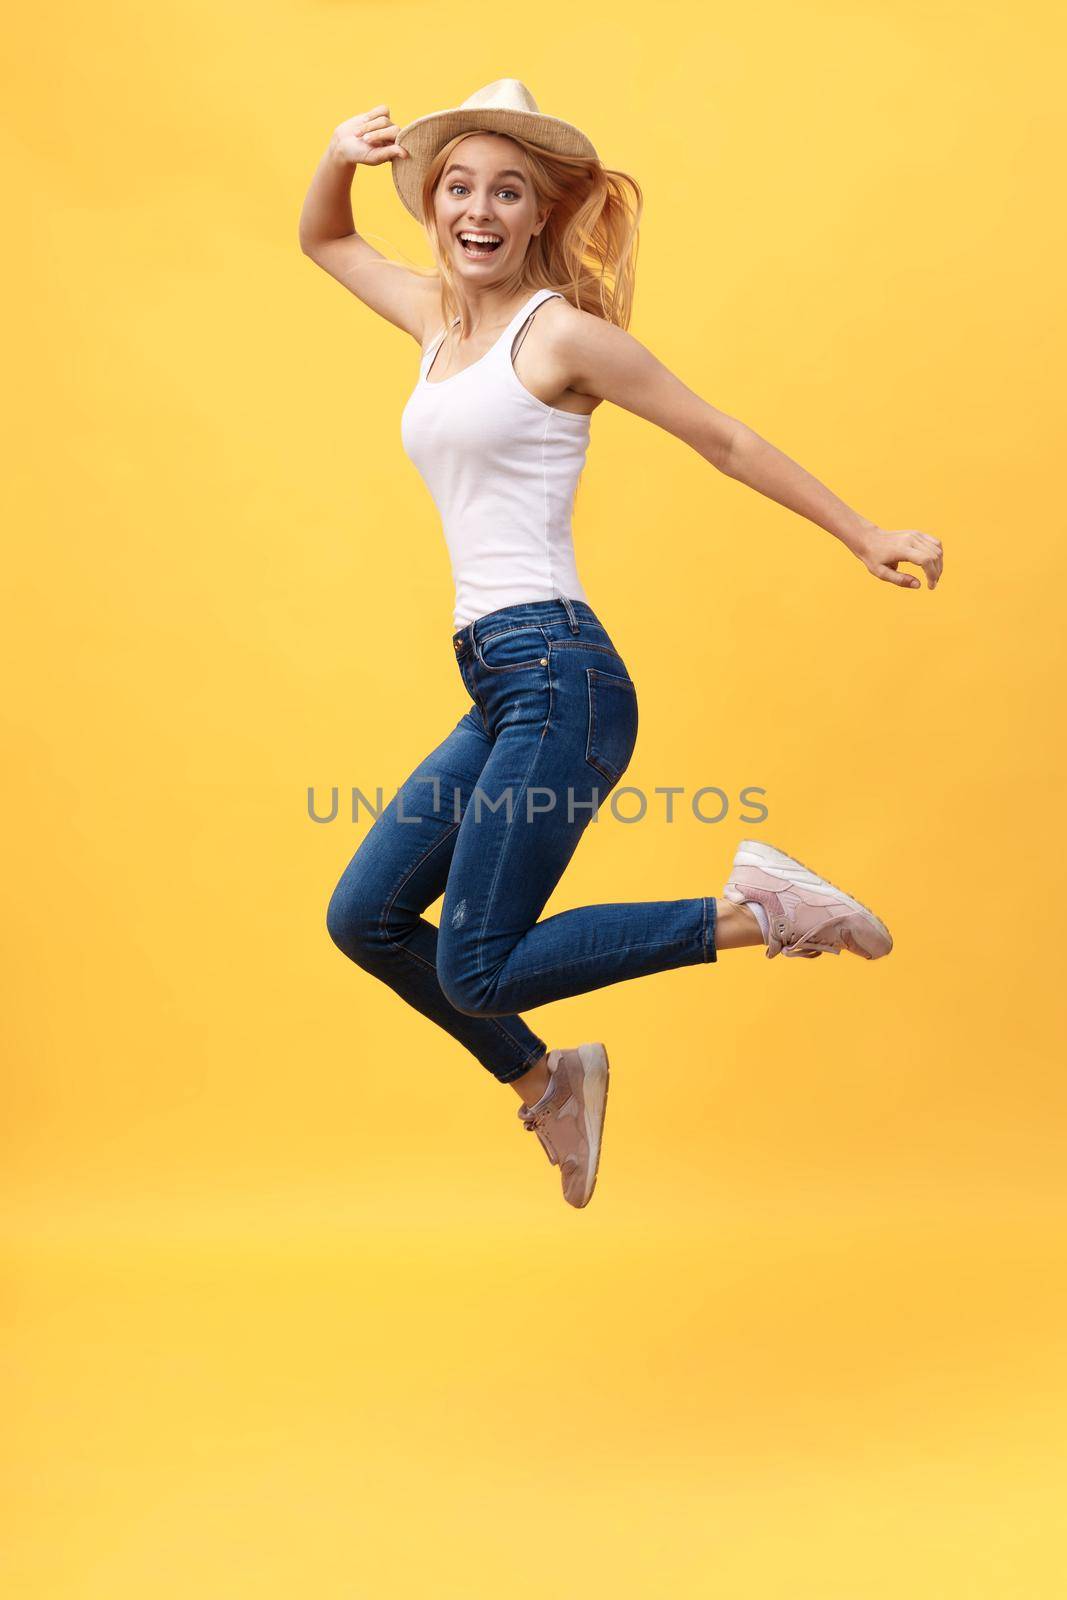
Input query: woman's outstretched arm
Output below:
<box><xmin>553</xmin><ymin>305</ymin><xmax>944</xmax><ymax>592</ymax></box>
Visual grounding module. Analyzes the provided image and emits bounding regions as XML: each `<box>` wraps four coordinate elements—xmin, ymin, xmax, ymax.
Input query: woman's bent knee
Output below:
<box><xmin>437</xmin><ymin>941</ymin><xmax>499</xmax><ymax>1017</ymax></box>
<box><xmin>440</xmin><ymin>980</ymin><xmax>500</xmax><ymax>1018</ymax></box>
<box><xmin>326</xmin><ymin>880</ymin><xmax>380</xmax><ymax>962</ymax></box>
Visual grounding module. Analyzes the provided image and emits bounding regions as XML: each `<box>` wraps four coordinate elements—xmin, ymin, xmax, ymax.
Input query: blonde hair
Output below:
<box><xmin>405</xmin><ymin>129</ymin><xmax>642</xmax><ymax>338</ymax></box>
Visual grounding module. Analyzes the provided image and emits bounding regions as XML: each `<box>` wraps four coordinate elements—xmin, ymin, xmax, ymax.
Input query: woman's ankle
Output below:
<box><xmin>510</xmin><ymin>1052</ymin><xmax>551</xmax><ymax>1103</ymax></box>
<box><xmin>714</xmin><ymin>899</ymin><xmax>765</xmax><ymax>949</ymax></box>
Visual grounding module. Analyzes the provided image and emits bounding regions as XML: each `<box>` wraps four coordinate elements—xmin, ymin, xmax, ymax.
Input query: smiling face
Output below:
<box><xmin>432</xmin><ymin>133</ymin><xmax>548</xmax><ymax>283</ymax></box>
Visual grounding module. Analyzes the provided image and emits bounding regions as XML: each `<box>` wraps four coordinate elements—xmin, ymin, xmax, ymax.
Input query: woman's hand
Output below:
<box><xmin>331</xmin><ymin>105</ymin><xmax>410</xmax><ymax>168</ymax></box>
<box><xmin>855</xmin><ymin>526</ymin><xmax>944</xmax><ymax>590</ymax></box>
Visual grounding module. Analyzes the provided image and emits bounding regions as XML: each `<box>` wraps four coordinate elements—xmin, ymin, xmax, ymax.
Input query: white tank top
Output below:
<box><xmin>400</xmin><ymin>287</ymin><xmax>593</xmax><ymax>629</ymax></box>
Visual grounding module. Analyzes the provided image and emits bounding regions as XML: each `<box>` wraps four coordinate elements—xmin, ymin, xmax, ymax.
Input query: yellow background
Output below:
<box><xmin>4</xmin><ymin>1</ymin><xmax>1066</xmax><ymax>1594</ymax></box>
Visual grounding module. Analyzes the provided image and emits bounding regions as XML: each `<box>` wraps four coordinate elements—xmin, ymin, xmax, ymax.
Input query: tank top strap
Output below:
<box><xmin>493</xmin><ymin>288</ymin><xmax>564</xmax><ymax>366</ymax></box>
<box><xmin>420</xmin><ymin>288</ymin><xmax>564</xmax><ymax>380</ymax></box>
<box><xmin>419</xmin><ymin>318</ymin><xmax>456</xmax><ymax>379</ymax></box>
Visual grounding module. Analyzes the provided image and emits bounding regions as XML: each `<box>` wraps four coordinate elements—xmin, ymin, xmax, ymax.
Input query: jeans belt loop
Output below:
<box><xmin>559</xmin><ymin>593</ymin><xmax>580</xmax><ymax>635</ymax></box>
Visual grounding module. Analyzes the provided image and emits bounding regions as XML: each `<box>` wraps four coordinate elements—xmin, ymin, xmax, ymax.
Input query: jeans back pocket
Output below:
<box><xmin>585</xmin><ymin>667</ymin><xmax>639</xmax><ymax>785</ymax></box>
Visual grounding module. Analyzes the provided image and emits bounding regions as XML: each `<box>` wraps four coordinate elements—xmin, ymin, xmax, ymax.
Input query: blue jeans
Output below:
<box><xmin>326</xmin><ymin>596</ymin><xmax>717</xmax><ymax>1084</ymax></box>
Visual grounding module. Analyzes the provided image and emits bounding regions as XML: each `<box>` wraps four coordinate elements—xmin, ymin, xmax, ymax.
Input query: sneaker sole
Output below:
<box><xmin>731</xmin><ymin>839</ymin><xmax>894</xmax><ymax>955</ymax></box>
<box><xmin>573</xmin><ymin>1041</ymin><xmax>610</xmax><ymax>1207</ymax></box>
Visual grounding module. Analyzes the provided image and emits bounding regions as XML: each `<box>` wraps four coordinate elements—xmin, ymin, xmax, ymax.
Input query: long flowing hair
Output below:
<box><xmin>405</xmin><ymin>129</ymin><xmax>642</xmax><ymax>338</ymax></box>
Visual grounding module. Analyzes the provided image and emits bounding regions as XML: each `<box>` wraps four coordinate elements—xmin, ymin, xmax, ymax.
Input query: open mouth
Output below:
<box><xmin>457</xmin><ymin>233</ymin><xmax>504</xmax><ymax>259</ymax></box>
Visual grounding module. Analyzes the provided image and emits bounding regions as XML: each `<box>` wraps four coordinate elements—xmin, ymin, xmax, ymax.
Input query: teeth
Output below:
<box><xmin>459</xmin><ymin>233</ymin><xmax>502</xmax><ymax>245</ymax></box>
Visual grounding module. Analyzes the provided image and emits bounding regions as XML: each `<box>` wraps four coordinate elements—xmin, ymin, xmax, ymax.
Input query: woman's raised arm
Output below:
<box><xmin>299</xmin><ymin>106</ymin><xmax>437</xmax><ymax>346</ymax></box>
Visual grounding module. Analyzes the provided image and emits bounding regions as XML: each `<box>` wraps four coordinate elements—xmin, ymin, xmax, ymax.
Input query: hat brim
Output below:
<box><xmin>391</xmin><ymin>106</ymin><xmax>598</xmax><ymax>222</ymax></box>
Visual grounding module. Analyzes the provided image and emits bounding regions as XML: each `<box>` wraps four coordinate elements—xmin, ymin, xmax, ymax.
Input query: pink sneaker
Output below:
<box><xmin>722</xmin><ymin>840</ymin><xmax>893</xmax><ymax>960</ymax></box>
<box><xmin>518</xmin><ymin>1043</ymin><xmax>610</xmax><ymax>1208</ymax></box>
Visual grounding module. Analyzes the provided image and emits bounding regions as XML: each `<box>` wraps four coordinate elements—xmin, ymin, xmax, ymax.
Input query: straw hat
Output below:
<box><xmin>392</xmin><ymin>78</ymin><xmax>599</xmax><ymax>221</ymax></box>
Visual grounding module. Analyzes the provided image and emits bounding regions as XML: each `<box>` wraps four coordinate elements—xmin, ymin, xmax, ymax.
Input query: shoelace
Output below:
<box><xmin>520</xmin><ymin>1104</ymin><xmax>560</xmax><ymax>1164</ymax></box>
<box><xmin>781</xmin><ymin>910</ymin><xmax>852</xmax><ymax>958</ymax></box>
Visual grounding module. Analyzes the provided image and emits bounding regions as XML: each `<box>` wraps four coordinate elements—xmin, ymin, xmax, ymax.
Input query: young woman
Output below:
<box><xmin>298</xmin><ymin>80</ymin><xmax>943</xmax><ymax>1210</ymax></box>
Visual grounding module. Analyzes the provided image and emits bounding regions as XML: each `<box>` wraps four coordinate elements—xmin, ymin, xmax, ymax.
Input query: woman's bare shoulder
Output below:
<box><xmin>540</xmin><ymin>293</ymin><xmax>626</xmax><ymax>348</ymax></box>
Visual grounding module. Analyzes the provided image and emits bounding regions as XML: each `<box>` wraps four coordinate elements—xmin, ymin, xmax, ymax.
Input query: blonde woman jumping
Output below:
<box><xmin>299</xmin><ymin>80</ymin><xmax>943</xmax><ymax>1209</ymax></box>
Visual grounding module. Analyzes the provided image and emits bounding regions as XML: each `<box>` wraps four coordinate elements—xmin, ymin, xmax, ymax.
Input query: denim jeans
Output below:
<box><xmin>326</xmin><ymin>596</ymin><xmax>717</xmax><ymax>1084</ymax></box>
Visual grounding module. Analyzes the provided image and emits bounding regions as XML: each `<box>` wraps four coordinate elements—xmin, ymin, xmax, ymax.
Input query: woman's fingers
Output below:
<box><xmin>866</xmin><ymin>528</ymin><xmax>944</xmax><ymax>591</ymax></box>
<box><xmin>879</xmin><ymin>563</ymin><xmax>921</xmax><ymax>588</ymax></box>
<box><xmin>921</xmin><ymin>533</ymin><xmax>943</xmax><ymax>583</ymax></box>
<box><xmin>331</xmin><ymin>107</ymin><xmax>410</xmax><ymax>165</ymax></box>
<box><xmin>360</xmin><ymin>123</ymin><xmax>408</xmax><ymax>161</ymax></box>
<box><xmin>335</xmin><ymin>106</ymin><xmax>393</xmax><ymax>141</ymax></box>
<box><xmin>916</xmin><ymin>533</ymin><xmax>943</xmax><ymax>588</ymax></box>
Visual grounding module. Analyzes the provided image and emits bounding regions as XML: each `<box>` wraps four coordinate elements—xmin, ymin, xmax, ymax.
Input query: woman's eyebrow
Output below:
<box><xmin>444</xmin><ymin>164</ymin><xmax>526</xmax><ymax>182</ymax></box>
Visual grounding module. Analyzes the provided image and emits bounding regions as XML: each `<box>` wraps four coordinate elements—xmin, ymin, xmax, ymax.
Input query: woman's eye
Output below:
<box><xmin>448</xmin><ymin>184</ymin><xmax>520</xmax><ymax>201</ymax></box>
